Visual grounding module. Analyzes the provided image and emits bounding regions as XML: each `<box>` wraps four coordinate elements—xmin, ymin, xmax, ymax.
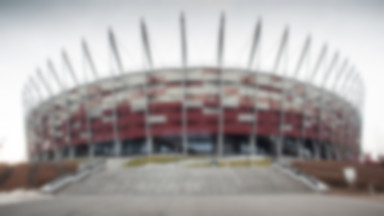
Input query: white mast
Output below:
<box><xmin>248</xmin><ymin>18</ymin><xmax>262</xmax><ymax>158</ymax></box>
<box><xmin>141</xmin><ymin>18</ymin><xmax>154</xmax><ymax>155</ymax></box>
<box><xmin>275</xmin><ymin>26</ymin><xmax>289</xmax><ymax>160</ymax></box>
<box><xmin>108</xmin><ymin>28</ymin><xmax>124</xmax><ymax>156</ymax></box>
<box><xmin>217</xmin><ymin>12</ymin><xmax>225</xmax><ymax>158</ymax></box>
<box><xmin>180</xmin><ymin>12</ymin><xmax>189</xmax><ymax>155</ymax></box>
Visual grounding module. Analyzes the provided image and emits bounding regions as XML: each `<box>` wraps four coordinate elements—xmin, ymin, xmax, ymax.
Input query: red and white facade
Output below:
<box><xmin>25</xmin><ymin>67</ymin><xmax>361</xmax><ymax>160</ymax></box>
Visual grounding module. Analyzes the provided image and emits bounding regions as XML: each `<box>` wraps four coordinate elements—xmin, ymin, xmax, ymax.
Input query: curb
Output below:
<box><xmin>274</xmin><ymin>163</ymin><xmax>329</xmax><ymax>193</ymax></box>
<box><xmin>40</xmin><ymin>159</ymin><xmax>105</xmax><ymax>194</ymax></box>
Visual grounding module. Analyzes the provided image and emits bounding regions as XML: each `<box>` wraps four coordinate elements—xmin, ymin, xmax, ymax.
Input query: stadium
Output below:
<box><xmin>23</xmin><ymin>14</ymin><xmax>363</xmax><ymax>162</ymax></box>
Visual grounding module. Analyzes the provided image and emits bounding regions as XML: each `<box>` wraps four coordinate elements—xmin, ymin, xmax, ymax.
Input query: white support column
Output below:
<box><xmin>274</xmin><ymin>26</ymin><xmax>289</xmax><ymax>160</ymax></box>
<box><xmin>248</xmin><ymin>18</ymin><xmax>262</xmax><ymax>158</ymax></box>
<box><xmin>344</xmin><ymin>71</ymin><xmax>361</xmax><ymax>160</ymax></box>
<box><xmin>47</xmin><ymin>60</ymin><xmax>66</xmax><ymax>161</ymax></box>
<box><xmin>278</xmin><ymin>80</ymin><xmax>288</xmax><ymax>160</ymax></box>
<box><xmin>327</xmin><ymin>59</ymin><xmax>348</xmax><ymax>160</ymax></box>
<box><xmin>297</xmin><ymin>44</ymin><xmax>328</xmax><ymax>160</ymax></box>
<box><xmin>180</xmin><ymin>13</ymin><xmax>189</xmax><ymax>155</ymax></box>
<box><xmin>337</xmin><ymin>70</ymin><xmax>352</xmax><ymax>160</ymax></box>
<box><xmin>298</xmin><ymin>86</ymin><xmax>310</xmax><ymax>159</ymax></box>
<box><xmin>356</xmin><ymin>75</ymin><xmax>364</xmax><ymax>159</ymax></box>
<box><xmin>36</xmin><ymin>68</ymin><xmax>59</xmax><ymax>162</ymax></box>
<box><xmin>69</xmin><ymin>146</ymin><xmax>75</xmax><ymax>159</ymax></box>
<box><xmin>140</xmin><ymin>19</ymin><xmax>154</xmax><ymax>156</ymax></box>
<box><xmin>107</xmin><ymin>29</ymin><xmax>124</xmax><ymax>157</ymax></box>
<box><xmin>42</xmin><ymin>151</ymin><xmax>49</xmax><ymax>162</ymax></box>
<box><xmin>81</xmin><ymin>39</ymin><xmax>98</xmax><ymax>158</ymax></box>
<box><xmin>62</xmin><ymin>50</ymin><xmax>77</xmax><ymax>159</ymax></box>
<box><xmin>313</xmin><ymin>142</ymin><xmax>321</xmax><ymax>160</ymax></box>
<box><xmin>316</xmin><ymin>52</ymin><xmax>339</xmax><ymax>160</ymax></box>
<box><xmin>28</xmin><ymin>78</ymin><xmax>45</xmax><ymax>162</ymax></box>
<box><xmin>292</xmin><ymin>35</ymin><xmax>311</xmax><ymax>159</ymax></box>
<box><xmin>326</xmin><ymin>143</ymin><xmax>333</xmax><ymax>159</ymax></box>
<box><xmin>22</xmin><ymin>87</ymin><xmax>33</xmax><ymax>162</ymax></box>
<box><xmin>216</xmin><ymin>12</ymin><xmax>225</xmax><ymax>158</ymax></box>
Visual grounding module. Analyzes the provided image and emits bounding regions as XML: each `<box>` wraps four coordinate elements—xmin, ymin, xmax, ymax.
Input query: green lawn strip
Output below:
<box><xmin>187</xmin><ymin>158</ymin><xmax>271</xmax><ymax>168</ymax></box>
<box><xmin>218</xmin><ymin>158</ymin><xmax>271</xmax><ymax>167</ymax></box>
<box><xmin>124</xmin><ymin>155</ymin><xmax>189</xmax><ymax>167</ymax></box>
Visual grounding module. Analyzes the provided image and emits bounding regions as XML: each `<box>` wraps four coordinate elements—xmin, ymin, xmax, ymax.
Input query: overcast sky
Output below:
<box><xmin>0</xmin><ymin>0</ymin><xmax>383</xmax><ymax>162</ymax></box>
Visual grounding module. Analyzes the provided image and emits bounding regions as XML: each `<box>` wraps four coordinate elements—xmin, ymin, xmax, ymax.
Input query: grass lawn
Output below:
<box><xmin>124</xmin><ymin>155</ymin><xmax>189</xmax><ymax>167</ymax></box>
<box><xmin>124</xmin><ymin>155</ymin><xmax>271</xmax><ymax>168</ymax></box>
<box><xmin>187</xmin><ymin>158</ymin><xmax>271</xmax><ymax>168</ymax></box>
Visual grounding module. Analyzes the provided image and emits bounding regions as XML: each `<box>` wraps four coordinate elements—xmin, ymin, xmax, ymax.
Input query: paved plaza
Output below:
<box><xmin>1</xmin><ymin>160</ymin><xmax>384</xmax><ymax>215</ymax></box>
<box><xmin>60</xmin><ymin>164</ymin><xmax>311</xmax><ymax>196</ymax></box>
<box><xmin>1</xmin><ymin>194</ymin><xmax>384</xmax><ymax>216</ymax></box>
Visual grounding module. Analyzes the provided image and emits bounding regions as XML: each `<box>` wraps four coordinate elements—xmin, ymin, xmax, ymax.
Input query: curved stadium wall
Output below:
<box><xmin>25</xmin><ymin>67</ymin><xmax>361</xmax><ymax>161</ymax></box>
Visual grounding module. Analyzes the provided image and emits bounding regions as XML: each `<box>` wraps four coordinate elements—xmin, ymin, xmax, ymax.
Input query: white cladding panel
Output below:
<box><xmin>223</xmin><ymin>71</ymin><xmax>243</xmax><ymax>83</ymax></box>
<box><xmin>238</xmin><ymin>114</ymin><xmax>254</xmax><ymax>122</ymax></box>
<box><xmin>203</xmin><ymin>108</ymin><xmax>218</xmax><ymax>115</ymax></box>
<box><xmin>256</xmin><ymin>74</ymin><xmax>270</xmax><ymax>85</ymax></box>
<box><xmin>101</xmin><ymin>115</ymin><xmax>113</xmax><ymax>123</ymax></box>
<box><xmin>125</xmin><ymin>74</ymin><xmax>146</xmax><ymax>86</ymax></box>
<box><xmin>147</xmin><ymin>115</ymin><xmax>166</xmax><ymax>124</ymax></box>
<box><xmin>162</xmin><ymin>70</ymin><xmax>182</xmax><ymax>82</ymax></box>
<box><xmin>222</xmin><ymin>97</ymin><xmax>239</xmax><ymax>108</ymax></box>
<box><xmin>186</xmin><ymin>100</ymin><xmax>203</xmax><ymax>108</ymax></box>
<box><xmin>131</xmin><ymin>100</ymin><xmax>147</xmax><ymax>111</ymax></box>
<box><xmin>256</xmin><ymin>100</ymin><xmax>270</xmax><ymax>110</ymax></box>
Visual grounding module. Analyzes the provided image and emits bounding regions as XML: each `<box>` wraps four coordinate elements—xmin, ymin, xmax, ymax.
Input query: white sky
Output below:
<box><xmin>0</xmin><ymin>0</ymin><xmax>383</xmax><ymax>162</ymax></box>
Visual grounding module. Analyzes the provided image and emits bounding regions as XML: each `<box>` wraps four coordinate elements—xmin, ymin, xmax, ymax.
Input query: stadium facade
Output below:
<box><xmin>23</xmin><ymin>14</ymin><xmax>364</xmax><ymax>161</ymax></box>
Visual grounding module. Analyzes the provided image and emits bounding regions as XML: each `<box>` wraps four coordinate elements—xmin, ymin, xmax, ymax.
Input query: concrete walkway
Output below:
<box><xmin>60</xmin><ymin>164</ymin><xmax>311</xmax><ymax>196</ymax></box>
<box><xmin>1</xmin><ymin>194</ymin><xmax>384</xmax><ymax>216</ymax></box>
<box><xmin>1</xmin><ymin>160</ymin><xmax>383</xmax><ymax>215</ymax></box>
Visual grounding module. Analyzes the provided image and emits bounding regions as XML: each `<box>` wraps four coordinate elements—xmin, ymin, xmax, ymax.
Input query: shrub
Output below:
<box><xmin>0</xmin><ymin>161</ymin><xmax>78</xmax><ymax>192</ymax></box>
